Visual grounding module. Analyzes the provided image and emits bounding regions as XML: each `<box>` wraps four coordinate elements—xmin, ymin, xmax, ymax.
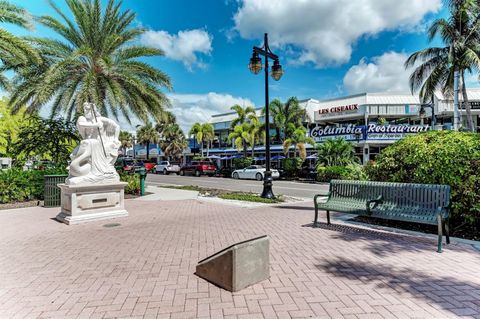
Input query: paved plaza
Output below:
<box><xmin>1</xmin><ymin>197</ymin><xmax>480</xmax><ymax>319</ymax></box>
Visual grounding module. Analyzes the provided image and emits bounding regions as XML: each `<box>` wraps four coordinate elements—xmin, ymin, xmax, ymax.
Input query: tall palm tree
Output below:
<box><xmin>266</xmin><ymin>97</ymin><xmax>310</xmax><ymax>143</ymax></box>
<box><xmin>189</xmin><ymin>122</ymin><xmax>214</xmax><ymax>156</ymax></box>
<box><xmin>155</xmin><ymin>111</ymin><xmax>176</xmax><ymax>136</ymax></box>
<box><xmin>282</xmin><ymin>124</ymin><xmax>315</xmax><ymax>160</ymax></box>
<box><xmin>315</xmin><ymin>138</ymin><xmax>358</xmax><ymax>167</ymax></box>
<box><xmin>405</xmin><ymin>0</ymin><xmax>479</xmax><ymax>132</ymax></box>
<box><xmin>9</xmin><ymin>0</ymin><xmax>171</xmax><ymax>123</ymax></box>
<box><xmin>118</xmin><ymin>130</ymin><xmax>133</xmax><ymax>157</ymax></box>
<box><xmin>228</xmin><ymin>123</ymin><xmax>250</xmax><ymax>157</ymax></box>
<box><xmin>230</xmin><ymin>104</ymin><xmax>256</xmax><ymax>128</ymax></box>
<box><xmin>246</xmin><ymin>114</ymin><xmax>265</xmax><ymax>157</ymax></box>
<box><xmin>161</xmin><ymin>123</ymin><xmax>187</xmax><ymax>159</ymax></box>
<box><xmin>0</xmin><ymin>1</ymin><xmax>40</xmax><ymax>89</ymax></box>
<box><xmin>136</xmin><ymin>122</ymin><xmax>160</xmax><ymax>160</ymax></box>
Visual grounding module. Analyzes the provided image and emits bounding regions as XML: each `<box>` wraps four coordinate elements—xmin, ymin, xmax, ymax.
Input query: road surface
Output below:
<box><xmin>146</xmin><ymin>173</ymin><xmax>329</xmax><ymax>199</ymax></box>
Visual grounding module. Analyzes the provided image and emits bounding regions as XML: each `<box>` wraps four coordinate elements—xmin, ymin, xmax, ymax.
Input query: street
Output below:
<box><xmin>146</xmin><ymin>173</ymin><xmax>329</xmax><ymax>199</ymax></box>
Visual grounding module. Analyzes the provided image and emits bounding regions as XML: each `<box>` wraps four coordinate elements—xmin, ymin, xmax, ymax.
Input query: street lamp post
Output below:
<box><xmin>248</xmin><ymin>33</ymin><xmax>284</xmax><ymax>199</ymax></box>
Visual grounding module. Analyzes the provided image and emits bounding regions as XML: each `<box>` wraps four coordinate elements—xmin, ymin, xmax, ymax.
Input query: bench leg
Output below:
<box><xmin>444</xmin><ymin>218</ymin><xmax>450</xmax><ymax>245</ymax></box>
<box><xmin>313</xmin><ymin>196</ymin><xmax>319</xmax><ymax>227</ymax></box>
<box><xmin>326</xmin><ymin>210</ymin><xmax>331</xmax><ymax>225</ymax></box>
<box><xmin>437</xmin><ymin>215</ymin><xmax>443</xmax><ymax>253</ymax></box>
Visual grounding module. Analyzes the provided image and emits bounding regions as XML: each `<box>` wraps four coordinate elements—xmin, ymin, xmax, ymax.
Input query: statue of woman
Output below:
<box><xmin>66</xmin><ymin>103</ymin><xmax>121</xmax><ymax>185</ymax></box>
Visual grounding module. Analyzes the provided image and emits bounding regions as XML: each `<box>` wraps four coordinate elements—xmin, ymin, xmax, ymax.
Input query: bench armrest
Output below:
<box><xmin>366</xmin><ymin>195</ymin><xmax>383</xmax><ymax>214</ymax></box>
<box><xmin>314</xmin><ymin>192</ymin><xmax>330</xmax><ymax>205</ymax></box>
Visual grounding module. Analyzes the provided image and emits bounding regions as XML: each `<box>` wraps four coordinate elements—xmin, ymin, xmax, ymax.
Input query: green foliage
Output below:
<box><xmin>161</xmin><ymin>123</ymin><xmax>187</xmax><ymax>159</ymax></box>
<box><xmin>119</xmin><ymin>131</ymin><xmax>133</xmax><ymax>156</ymax></box>
<box><xmin>11</xmin><ymin>116</ymin><xmax>79</xmax><ymax>165</ymax></box>
<box><xmin>405</xmin><ymin>0</ymin><xmax>478</xmax><ymax>131</ymax></box>
<box><xmin>0</xmin><ymin>0</ymin><xmax>40</xmax><ymax>89</ymax></box>
<box><xmin>266</xmin><ymin>97</ymin><xmax>310</xmax><ymax>143</ymax></box>
<box><xmin>316</xmin><ymin>164</ymin><xmax>367</xmax><ymax>182</ymax></box>
<box><xmin>281</xmin><ymin>157</ymin><xmax>303</xmax><ymax>178</ymax></box>
<box><xmin>8</xmin><ymin>0</ymin><xmax>172</xmax><ymax>122</ymax></box>
<box><xmin>230</xmin><ymin>104</ymin><xmax>256</xmax><ymax>128</ymax></box>
<box><xmin>316</xmin><ymin>138</ymin><xmax>358</xmax><ymax>167</ymax></box>
<box><xmin>218</xmin><ymin>193</ymin><xmax>284</xmax><ymax>203</ymax></box>
<box><xmin>366</xmin><ymin>131</ymin><xmax>480</xmax><ymax>227</ymax></box>
<box><xmin>283</xmin><ymin>124</ymin><xmax>315</xmax><ymax>159</ymax></box>
<box><xmin>0</xmin><ymin>167</ymin><xmax>67</xmax><ymax>203</ymax></box>
<box><xmin>0</xmin><ymin>99</ymin><xmax>29</xmax><ymax>156</ymax></box>
<box><xmin>119</xmin><ymin>172</ymin><xmax>140</xmax><ymax>195</ymax></box>
<box><xmin>136</xmin><ymin>122</ymin><xmax>160</xmax><ymax>159</ymax></box>
<box><xmin>189</xmin><ymin>122</ymin><xmax>214</xmax><ymax>155</ymax></box>
<box><xmin>233</xmin><ymin>157</ymin><xmax>252</xmax><ymax>169</ymax></box>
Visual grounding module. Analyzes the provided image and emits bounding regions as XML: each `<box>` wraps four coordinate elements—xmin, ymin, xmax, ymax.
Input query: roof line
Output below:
<box><xmin>211</xmin><ymin>107</ymin><xmax>263</xmax><ymax>118</ymax></box>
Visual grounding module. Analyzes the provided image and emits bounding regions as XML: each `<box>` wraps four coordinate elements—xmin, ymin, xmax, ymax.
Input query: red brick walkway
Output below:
<box><xmin>0</xmin><ymin>199</ymin><xmax>479</xmax><ymax>319</ymax></box>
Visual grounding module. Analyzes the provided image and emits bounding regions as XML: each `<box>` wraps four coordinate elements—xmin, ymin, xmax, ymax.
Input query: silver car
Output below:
<box><xmin>231</xmin><ymin>165</ymin><xmax>280</xmax><ymax>181</ymax></box>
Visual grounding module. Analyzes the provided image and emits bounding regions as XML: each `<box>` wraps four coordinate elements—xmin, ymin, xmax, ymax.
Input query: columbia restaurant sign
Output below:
<box><xmin>310</xmin><ymin>124</ymin><xmax>430</xmax><ymax>141</ymax></box>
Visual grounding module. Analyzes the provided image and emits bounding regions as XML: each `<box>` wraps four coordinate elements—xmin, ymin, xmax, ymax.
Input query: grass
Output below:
<box><xmin>218</xmin><ymin>193</ymin><xmax>284</xmax><ymax>203</ymax></box>
<box><xmin>158</xmin><ymin>185</ymin><xmax>285</xmax><ymax>203</ymax></box>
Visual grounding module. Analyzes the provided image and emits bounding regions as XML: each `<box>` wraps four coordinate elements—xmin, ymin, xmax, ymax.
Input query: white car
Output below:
<box><xmin>154</xmin><ymin>161</ymin><xmax>180</xmax><ymax>175</ymax></box>
<box><xmin>231</xmin><ymin>165</ymin><xmax>280</xmax><ymax>181</ymax></box>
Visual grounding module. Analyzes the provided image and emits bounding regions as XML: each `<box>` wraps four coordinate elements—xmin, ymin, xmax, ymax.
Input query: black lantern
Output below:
<box><xmin>248</xmin><ymin>52</ymin><xmax>263</xmax><ymax>75</ymax></box>
<box><xmin>270</xmin><ymin>59</ymin><xmax>284</xmax><ymax>81</ymax></box>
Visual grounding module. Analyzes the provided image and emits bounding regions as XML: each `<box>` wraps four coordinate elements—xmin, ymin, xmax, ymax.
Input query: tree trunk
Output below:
<box><xmin>243</xmin><ymin>139</ymin><xmax>247</xmax><ymax>158</ymax></box>
<box><xmin>275</xmin><ymin>127</ymin><xmax>281</xmax><ymax>143</ymax></box>
<box><xmin>146</xmin><ymin>143</ymin><xmax>150</xmax><ymax>160</ymax></box>
<box><xmin>461</xmin><ymin>71</ymin><xmax>475</xmax><ymax>132</ymax></box>
<box><xmin>206</xmin><ymin>141</ymin><xmax>210</xmax><ymax>157</ymax></box>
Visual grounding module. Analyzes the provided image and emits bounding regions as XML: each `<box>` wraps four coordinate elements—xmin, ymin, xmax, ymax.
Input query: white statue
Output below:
<box><xmin>66</xmin><ymin>102</ymin><xmax>121</xmax><ymax>185</ymax></box>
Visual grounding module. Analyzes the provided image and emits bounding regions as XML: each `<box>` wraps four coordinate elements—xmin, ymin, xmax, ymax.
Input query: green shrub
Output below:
<box><xmin>281</xmin><ymin>157</ymin><xmax>303</xmax><ymax>178</ymax></box>
<box><xmin>233</xmin><ymin>157</ymin><xmax>253</xmax><ymax>169</ymax></box>
<box><xmin>366</xmin><ymin>131</ymin><xmax>480</xmax><ymax>228</ymax></box>
<box><xmin>316</xmin><ymin>164</ymin><xmax>367</xmax><ymax>182</ymax></box>
<box><xmin>119</xmin><ymin>172</ymin><xmax>140</xmax><ymax>195</ymax></box>
<box><xmin>0</xmin><ymin>167</ymin><xmax>67</xmax><ymax>203</ymax></box>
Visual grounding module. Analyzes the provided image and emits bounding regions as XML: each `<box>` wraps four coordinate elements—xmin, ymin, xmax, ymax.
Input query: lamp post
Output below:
<box><xmin>248</xmin><ymin>33</ymin><xmax>284</xmax><ymax>199</ymax></box>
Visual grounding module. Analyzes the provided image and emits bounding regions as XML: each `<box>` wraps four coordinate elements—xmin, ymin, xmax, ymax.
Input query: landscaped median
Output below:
<box><xmin>158</xmin><ymin>185</ymin><xmax>285</xmax><ymax>204</ymax></box>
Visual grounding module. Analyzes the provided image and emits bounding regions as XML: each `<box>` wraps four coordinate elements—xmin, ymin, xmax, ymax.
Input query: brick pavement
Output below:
<box><xmin>0</xmin><ymin>198</ymin><xmax>479</xmax><ymax>319</ymax></box>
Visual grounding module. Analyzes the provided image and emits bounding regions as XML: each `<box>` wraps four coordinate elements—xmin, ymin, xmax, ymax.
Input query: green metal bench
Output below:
<box><xmin>314</xmin><ymin>180</ymin><xmax>451</xmax><ymax>253</ymax></box>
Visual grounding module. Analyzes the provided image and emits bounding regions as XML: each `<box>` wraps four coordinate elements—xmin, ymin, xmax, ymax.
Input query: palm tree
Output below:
<box><xmin>136</xmin><ymin>122</ymin><xmax>160</xmax><ymax>160</ymax></box>
<box><xmin>266</xmin><ymin>97</ymin><xmax>310</xmax><ymax>143</ymax></box>
<box><xmin>316</xmin><ymin>138</ymin><xmax>358</xmax><ymax>167</ymax></box>
<box><xmin>155</xmin><ymin>111</ymin><xmax>176</xmax><ymax>136</ymax></box>
<box><xmin>230</xmin><ymin>104</ymin><xmax>256</xmax><ymax>128</ymax></box>
<box><xmin>247</xmin><ymin>114</ymin><xmax>265</xmax><ymax>157</ymax></box>
<box><xmin>0</xmin><ymin>1</ymin><xmax>40</xmax><ymax>89</ymax></box>
<box><xmin>161</xmin><ymin>124</ymin><xmax>187</xmax><ymax>159</ymax></box>
<box><xmin>405</xmin><ymin>0</ymin><xmax>479</xmax><ymax>132</ymax></box>
<box><xmin>229</xmin><ymin>123</ymin><xmax>251</xmax><ymax>157</ymax></box>
<box><xmin>9</xmin><ymin>0</ymin><xmax>172</xmax><ymax>123</ymax></box>
<box><xmin>282</xmin><ymin>124</ymin><xmax>315</xmax><ymax>159</ymax></box>
<box><xmin>119</xmin><ymin>130</ymin><xmax>133</xmax><ymax>157</ymax></box>
<box><xmin>189</xmin><ymin>122</ymin><xmax>214</xmax><ymax>156</ymax></box>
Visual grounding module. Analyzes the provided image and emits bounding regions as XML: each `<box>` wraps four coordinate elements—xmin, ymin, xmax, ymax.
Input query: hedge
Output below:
<box><xmin>366</xmin><ymin>131</ymin><xmax>480</xmax><ymax>228</ymax></box>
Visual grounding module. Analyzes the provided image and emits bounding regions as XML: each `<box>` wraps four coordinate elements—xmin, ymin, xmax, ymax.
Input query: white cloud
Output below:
<box><xmin>343</xmin><ymin>51</ymin><xmax>414</xmax><ymax>94</ymax></box>
<box><xmin>168</xmin><ymin>92</ymin><xmax>255</xmax><ymax>133</ymax></box>
<box><xmin>141</xmin><ymin>29</ymin><xmax>213</xmax><ymax>70</ymax></box>
<box><xmin>233</xmin><ymin>0</ymin><xmax>441</xmax><ymax>67</ymax></box>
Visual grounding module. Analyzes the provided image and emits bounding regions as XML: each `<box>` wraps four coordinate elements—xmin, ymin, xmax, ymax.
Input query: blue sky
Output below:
<box><xmin>7</xmin><ymin>0</ymin><xmax>454</xmax><ymax>131</ymax></box>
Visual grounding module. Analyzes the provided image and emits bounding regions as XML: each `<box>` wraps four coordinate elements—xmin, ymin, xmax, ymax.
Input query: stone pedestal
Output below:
<box><xmin>56</xmin><ymin>182</ymin><xmax>128</xmax><ymax>225</ymax></box>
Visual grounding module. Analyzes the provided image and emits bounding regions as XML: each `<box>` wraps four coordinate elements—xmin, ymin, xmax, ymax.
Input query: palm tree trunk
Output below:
<box><xmin>275</xmin><ymin>127</ymin><xmax>281</xmax><ymax>143</ymax></box>
<box><xmin>146</xmin><ymin>143</ymin><xmax>149</xmax><ymax>160</ymax></box>
<box><xmin>207</xmin><ymin>141</ymin><xmax>210</xmax><ymax>156</ymax></box>
<box><xmin>461</xmin><ymin>71</ymin><xmax>475</xmax><ymax>132</ymax></box>
<box><xmin>243</xmin><ymin>139</ymin><xmax>247</xmax><ymax>157</ymax></box>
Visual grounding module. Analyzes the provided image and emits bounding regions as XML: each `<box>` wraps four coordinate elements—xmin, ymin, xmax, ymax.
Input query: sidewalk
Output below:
<box><xmin>0</xmin><ymin>198</ymin><xmax>479</xmax><ymax>318</ymax></box>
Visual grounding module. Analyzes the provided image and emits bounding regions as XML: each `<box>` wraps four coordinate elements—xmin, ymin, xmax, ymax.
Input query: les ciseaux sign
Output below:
<box><xmin>310</xmin><ymin>124</ymin><xmax>430</xmax><ymax>141</ymax></box>
<box><xmin>318</xmin><ymin>104</ymin><xmax>359</xmax><ymax>115</ymax></box>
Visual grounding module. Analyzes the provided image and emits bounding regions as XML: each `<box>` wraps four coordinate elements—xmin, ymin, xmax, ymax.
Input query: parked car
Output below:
<box><xmin>180</xmin><ymin>161</ymin><xmax>216</xmax><ymax>177</ymax></box>
<box><xmin>142</xmin><ymin>160</ymin><xmax>157</xmax><ymax>172</ymax></box>
<box><xmin>155</xmin><ymin>161</ymin><xmax>181</xmax><ymax>175</ymax></box>
<box><xmin>216</xmin><ymin>166</ymin><xmax>233</xmax><ymax>178</ymax></box>
<box><xmin>231</xmin><ymin>165</ymin><xmax>280</xmax><ymax>181</ymax></box>
<box><xmin>121</xmin><ymin>159</ymin><xmax>142</xmax><ymax>173</ymax></box>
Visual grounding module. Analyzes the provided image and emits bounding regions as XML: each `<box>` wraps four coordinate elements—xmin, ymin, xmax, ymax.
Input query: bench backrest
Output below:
<box><xmin>329</xmin><ymin>180</ymin><xmax>450</xmax><ymax>210</ymax></box>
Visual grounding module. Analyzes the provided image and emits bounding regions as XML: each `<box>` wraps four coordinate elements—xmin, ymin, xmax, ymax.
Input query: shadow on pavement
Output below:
<box><xmin>316</xmin><ymin>257</ymin><xmax>480</xmax><ymax>317</ymax></box>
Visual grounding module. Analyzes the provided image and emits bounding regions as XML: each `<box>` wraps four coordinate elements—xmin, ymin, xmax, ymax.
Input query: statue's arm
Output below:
<box><xmin>77</xmin><ymin>116</ymin><xmax>103</xmax><ymax>128</ymax></box>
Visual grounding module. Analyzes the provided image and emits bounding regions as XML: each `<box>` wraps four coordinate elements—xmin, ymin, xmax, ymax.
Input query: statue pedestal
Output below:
<box><xmin>56</xmin><ymin>182</ymin><xmax>128</xmax><ymax>225</ymax></box>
